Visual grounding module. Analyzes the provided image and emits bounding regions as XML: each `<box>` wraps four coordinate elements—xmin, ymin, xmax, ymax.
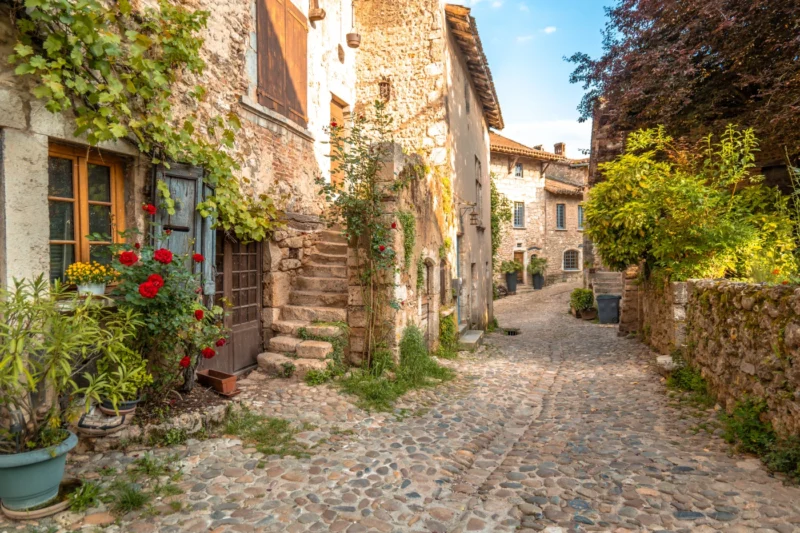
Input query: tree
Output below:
<box><xmin>568</xmin><ymin>0</ymin><xmax>800</xmax><ymax>161</ymax></box>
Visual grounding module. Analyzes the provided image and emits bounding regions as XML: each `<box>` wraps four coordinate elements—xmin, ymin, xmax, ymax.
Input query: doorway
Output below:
<box><xmin>203</xmin><ymin>232</ymin><xmax>262</xmax><ymax>374</ymax></box>
<box><xmin>514</xmin><ymin>251</ymin><xmax>525</xmax><ymax>284</ymax></box>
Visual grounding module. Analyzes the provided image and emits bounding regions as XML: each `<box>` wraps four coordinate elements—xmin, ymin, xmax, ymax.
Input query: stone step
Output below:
<box><xmin>257</xmin><ymin>352</ymin><xmax>328</xmax><ymax>379</ymax></box>
<box><xmin>281</xmin><ymin>305</ymin><xmax>347</xmax><ymax>323</ymax></box>
<box><xmin>594</xmin><ymin>272</ymin><xmax>623</xmax><ymax>281</ymax></box>
<box><xmin>290</xmin><ymin>290</ymin><xmax>347</xmax><ymax>308</ymax></box>
<box><xmin>271</xmin><ymin>320</ymin><xmax>345</xmax><ymax>338</ymax></box>
<box><xmin>320</xmin><ymin>230</ymin><xmax>347</xmax><ymax>245</ymax></box>
<box><xmin>296</xmin><ymin>276</ymin><xmax>348</xmax><ymax>293</ymax></box>
<box><xmin>317</xmin><ymin>242</ymin><xmax>347</xmax><ymax>255</ymax></box>
<box><xmin>269</xmin><ymin>335</ymin><xmax>302</xmax><ymax>353</ymax></box>
<box><xmin>458</xmin><ymin>329</ymin><xmax>484</xmax><ymax>351</ymax></box>
<box><xmin>301</xmin><ymin>263</ymin><xmax>347</xmax><ymax>279</ymax></box>
<box><xmin>297</xmin><ymin>340</ymin><xmax>333</xmax><ymax>360</ymax></box>
<box><xmin>309</xmin><ymin>252</ymin><xmax>348</xmax><ymax>264</ymax></box>
<box><xmin>458</xmin><ymin>322</ymin><xmax>469</xmax><ymax>337</ymax></box>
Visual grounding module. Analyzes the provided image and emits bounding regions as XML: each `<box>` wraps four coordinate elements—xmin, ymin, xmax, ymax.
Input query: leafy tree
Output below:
<box><xmin>567</xmin><ymin>0</ymin><xmax>800</xmax><ymax>160</ymax></box>
<box><xmin>584</xmin><ymin>126</ymin><xmax>797</xmax><ymax>280</ymax></box>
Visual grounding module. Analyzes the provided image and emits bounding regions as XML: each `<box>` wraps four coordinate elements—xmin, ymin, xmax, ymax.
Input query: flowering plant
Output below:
<box><xmin>65</xmin><ymin>261</ymin><xmax>118</xmax><ymax>285</ymax></box>
<box><xmin>112</xmin><ymin>229</ymin><xmax>227</xmax><ymax>400</ymax></box>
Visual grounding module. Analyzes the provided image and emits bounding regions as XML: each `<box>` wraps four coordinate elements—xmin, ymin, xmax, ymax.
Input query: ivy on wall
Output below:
<box><xmin>416</xmin><ymin>256</ymin><xmax>425</xmax><ymax>292</ymax></box>
<box><xmin>396</xmin><ymin>211</ymin><xmax>416</xmax><ymax>272</ymax></box>
<box><xmin>9</xmin><ymin>0</ymin><xmax>281</xmax><ymax>242</ymax></box>
<box><xmin>490</xmin><ymin>175</ymin><xmax>512</xmax><ymax>269</ymax></box>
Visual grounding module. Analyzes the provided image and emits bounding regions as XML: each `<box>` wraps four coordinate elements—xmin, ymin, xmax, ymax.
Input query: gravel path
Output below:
<box><xmin>4</xmin><ymin>282</ymin><xmax>800</xmax><ymax>532</ymax></box>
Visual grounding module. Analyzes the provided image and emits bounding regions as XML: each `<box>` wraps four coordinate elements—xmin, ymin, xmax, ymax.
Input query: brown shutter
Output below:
<box><xmin>286</xmin><ymin>2</ymin><xmax>308</xmax><ymax>127</ymax></box>
<box><xmin>257</xmin><ymin>0</ymin><xmax>287</xmax><ymax>115</ymax></box>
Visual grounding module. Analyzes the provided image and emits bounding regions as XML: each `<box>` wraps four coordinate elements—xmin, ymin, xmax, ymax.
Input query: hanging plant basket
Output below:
<box><xmin>346</xmin><ymin>33</ymin><xmax>361</xmax><ymax>48</ymax></box>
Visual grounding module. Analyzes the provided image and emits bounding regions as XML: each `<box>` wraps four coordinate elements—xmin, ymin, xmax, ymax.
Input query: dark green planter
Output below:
<box><xmin>532</xmin><ymin>273</ymin><xmax>544</xmax><ymax>290</ymax></box>
<box><xmin>505</xmin><ymin>272</ymin><xmax>518</xmax><ymax>294</ymax></box>
<box><xmin>0</xmin><ymin>431</ymin><xmax>77</xmax><ymax>510</ymax></box>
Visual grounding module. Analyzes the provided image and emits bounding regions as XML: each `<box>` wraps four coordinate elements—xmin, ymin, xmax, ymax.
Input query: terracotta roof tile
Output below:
<box><xmin>545</xmin><ymin>179</ymin><xmax>584</xmax><ymax>197</ymax></box>
<box><xmin>489</xmin><ymin>132</ymin><xmax>565</xmax><ymax>162</ymax></box>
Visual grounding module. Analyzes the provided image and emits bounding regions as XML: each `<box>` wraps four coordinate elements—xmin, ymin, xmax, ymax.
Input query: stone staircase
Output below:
<box><xmin>592</xmin><ymin>271</ymin><xmax>624</xmax><ymax>297</ymax></box>
<box><xmin>257</xmin><ymin>228</ymin><xmax>349</xmax><ymax>379</ymax></box>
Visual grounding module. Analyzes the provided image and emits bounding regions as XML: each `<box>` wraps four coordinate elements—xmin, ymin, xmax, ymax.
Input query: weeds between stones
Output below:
<box><xmin>222</xmin><ymin>406</ymin><xmax>308</xmax><ymax>458</ymax></box>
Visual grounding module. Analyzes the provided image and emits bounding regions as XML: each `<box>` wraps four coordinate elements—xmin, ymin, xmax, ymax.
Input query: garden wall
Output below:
<box><xmin>639</xmin><ymin>279</ymin><xmax>800</xmax><ymax>436</ymax></box>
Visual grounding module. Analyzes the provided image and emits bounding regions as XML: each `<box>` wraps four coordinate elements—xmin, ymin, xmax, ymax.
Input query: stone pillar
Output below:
<box><xmin>0</xmin><ymin>129</ymin><xmax>50</xmax><ymax>287</ymax></box>
<box><xmin>618</xmin><ymin>265</ymin><xmax>640</xmax><ymax>336</ymax></box>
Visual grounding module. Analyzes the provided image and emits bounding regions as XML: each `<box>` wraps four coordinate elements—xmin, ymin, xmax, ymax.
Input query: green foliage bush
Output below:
<box><xmin>436</xmin><ymin>313</ymin><xmax>459</xmax><ymax>359</ymax></box>
<box><xmin>569</xmin><ymin>288</ymin><xmax>595</xmax><ymax>311</ymax></box>
<box><xmin>584</xmin><ymin>126</ymin><xmax>797</xmax><ymax>281</ymax></box>
<box><xmin>491</xmin><ymin>177</ymin><xmax>512</xmax><ymax>269</ymax></box>
<box><xmin>500</xmin><ymin>260</ymin><xmax>523</xmax><ymax>274</ymax></box>
<box><xmin>397</xmin><ymin>211</ymin><xmax>416</xmax><ymax>272</ymax></box>
<box><xmin>527</xmin><ymin>257</ymin><xmax>548</xmax><ymax>276</ymax></box>
<box><xmin>721</xmin><ymin>398</ymin><xmax>775</xmax><ymax>455</ymax></box>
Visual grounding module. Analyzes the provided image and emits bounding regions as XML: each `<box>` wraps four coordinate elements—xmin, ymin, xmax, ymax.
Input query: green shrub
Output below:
<box><xmin>68</xmin><ymin>481</ymin><xmax>101</xmax><ymax>512</ymax></box>
<box><xmin>666</xmin><ymin>353</ymin><xmax>715</xmax><ymax>408</ymax></box>
<box><xmin>526</xmin><ymin>257</ymin><xmax>548</xmax><ymax>276</ymax></box>
<box><xmin>569</xmin><ymin>288</ymin><xmax>595</xmax><ymax>311</ymax></box>
<box><xmin>500</xmin><ymin>260</ymin><xmax>523</xmax><ymax>274</ymax></box>
<box><xmin>436</xmin><ymin>313</ymin><xmax>458</xmax><ymax>359</ymax></box>
<box><xmin>765</xmin><ymin>436</ymin><xmax>800</xmax><ymax>482</ymax></box>
<box><xmin>721</xmin><ymin>398</ymin><xmax>775</xmax><ymax>455</ymax></box>
<box><xmin>223</xmin><ymin>407</ymin><xmax>307</xmax><ymax>458</ymax></box>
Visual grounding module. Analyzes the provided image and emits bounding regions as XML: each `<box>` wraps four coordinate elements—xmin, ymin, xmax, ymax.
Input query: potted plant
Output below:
<box><xmin>65</xmin><ymin>261</ymin><xmax>117</xmax><ymax>296</ymax></box>
<box><xmin>569</xmin><ymin>288</ymin><xmax>595</xmax><ymax>319</ymax></box>
<box><xmin>500</xmin><ymin>260</ymin><xmax>523</xmax><ymax>295</ymax></box>
<box><xmin>0</xmin><ymin>277</ymin><xmax>146</xmax><ymax>513</ymax></box>
<box><xmin>527</xmin><ymin>257</ymin><xmax>548</xmax><ymax>290</ymax></box>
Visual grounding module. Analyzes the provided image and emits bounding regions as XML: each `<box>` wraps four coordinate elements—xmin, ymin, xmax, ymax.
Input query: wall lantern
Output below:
<box><xmin>469</xmin><ymin>210</ymin><xmax>480</xmax><ymax>226</ymax></box>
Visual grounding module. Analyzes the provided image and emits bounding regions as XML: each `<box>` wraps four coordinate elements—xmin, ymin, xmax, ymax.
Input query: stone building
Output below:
<box><xmin>489</xmin><ymin>133</ymin><xmax>588</xmax><ymax>286</ymax></box>
<box><xmin>0</xmin><ymin>0</ymin><xmax>500</xmax><ymax>375</ymax></box>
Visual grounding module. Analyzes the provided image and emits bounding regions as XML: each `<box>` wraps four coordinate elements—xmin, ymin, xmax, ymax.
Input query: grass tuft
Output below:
<box><xmin>223</xmin><ymin>407</ymin><xmax>308</xmax><ymax>458</ymax></box>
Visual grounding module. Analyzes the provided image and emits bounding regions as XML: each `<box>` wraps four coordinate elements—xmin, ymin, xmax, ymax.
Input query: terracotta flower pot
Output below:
<box><xmin>581</xmin><ymin>308</ymin><xmax>598</xmax><ymax>321</ymax></box>
<box><xmin>197</xmin><ymin>369</ymin><xmax>237</xmax><ymax>394</ymax></box>
<box><xmin>346</xmin><ymin>33</ymin><xmax>361</xmax><ymax>48</ymax></box>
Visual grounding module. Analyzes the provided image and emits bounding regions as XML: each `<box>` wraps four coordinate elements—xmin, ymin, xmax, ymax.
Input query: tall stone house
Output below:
<box><xmin>489</xmin><ymin>133</ymin><xmax>588</xmax><ymax>286</ymax></box>
<box><xmin>0</xmin><ymin>0</ymin><xmax>500</xmax><ymax>375</ymax></box>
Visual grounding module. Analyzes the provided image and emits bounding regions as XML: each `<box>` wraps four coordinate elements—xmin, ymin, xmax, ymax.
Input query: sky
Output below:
<box><xmin>466</xmin><ymin>0</ymin><xmax>611</xmax><ymax>159</ymax></box>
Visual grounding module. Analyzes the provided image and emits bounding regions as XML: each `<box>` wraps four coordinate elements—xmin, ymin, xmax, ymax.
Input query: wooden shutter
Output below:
<box><xmin>256</xmin><ymin>0</ymin><xmax>307</xmax><ymax>127</ymax></box>
<box><xmin>286</xmin><ymin>2</ymin><xmax>308</xmax><ymax>127</ymax></box>
<box><xmin>201</xmin><ymin>184</ymin><xmax>217</xmax><ymax>301</ymax></box>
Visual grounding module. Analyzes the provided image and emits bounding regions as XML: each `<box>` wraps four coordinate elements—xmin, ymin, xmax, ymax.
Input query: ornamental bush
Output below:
<box><xmin>584</xmin><ymin>126</ymin><xmax>797</xmax><ymax>281</ymax></box>
<box><xmin>570</xmin><ymin>288</ymin><xmax>595</xmax><ymax>311</ymax></box>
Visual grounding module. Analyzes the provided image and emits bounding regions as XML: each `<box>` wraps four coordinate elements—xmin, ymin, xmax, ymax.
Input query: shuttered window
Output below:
<box><xmin>257</xmin><ymin>0</ymin><xmax>308</xmax><ymax>127</ymax></box>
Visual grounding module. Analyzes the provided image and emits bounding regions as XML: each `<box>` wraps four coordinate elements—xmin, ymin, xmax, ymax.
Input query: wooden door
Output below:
<box><xmin>514</xmin><ymin>251</ymin><xmax>524</xmax><ymax>283</ymax></box>
<box><xmin>203</xmin><ymin>233</ymin><xmax>262</xmax><ymax>374</ymax></box>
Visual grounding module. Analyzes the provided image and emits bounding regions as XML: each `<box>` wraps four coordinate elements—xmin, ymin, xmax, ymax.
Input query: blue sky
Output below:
<box><xmin>468</xmin><ymin>0</ymin><xmax>610</xmax><ymax>158</ymax></box>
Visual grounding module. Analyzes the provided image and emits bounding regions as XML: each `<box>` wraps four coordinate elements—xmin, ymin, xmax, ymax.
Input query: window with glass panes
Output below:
<box><xmin>514</xmin><ymin>163</ymin><xmax>523</xmax><ymax>178</ymax></box>
<box><xmin>563</xmin><ymin>249</ymin><xmax>579</xmax><ymax>270</ymax></box>
<box><xmin>578</xmin><ymin>205</ymin><xmax>584</xmax><ymax>229</ymax></box>
<box><xmin>513</xmin><ymin>202</ymin><xmax>525</xmax><ymax>227</ymax></box>
<box><xmin>48</xmin><ymin>145</ymin><xmax>125</xmax><ymax>282</ymax></box>
<box><xmin>556</xmin><ymin>203</ymin><xmax>566</xmax><ymax>229</ymax></box>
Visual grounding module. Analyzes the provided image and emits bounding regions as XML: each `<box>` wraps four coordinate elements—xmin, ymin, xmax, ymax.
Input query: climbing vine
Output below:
<box><xmin>9</xmin><ymin>0</ymin><xmax>281</xmax><ymax>242</ymax></box>
<box><xmin>396</xmin><ymin>211</ymin><xmax>416</xmax><ymax>272</ymax></box>
<box><xmin>416</xmin><ymin>256</ymin><xmax>425</xmax><ymax>291</ymax></box>
<box><xmin>490</xmin><ymin>175</ymin><xmax>512</xmax><ymax>269</ymax></box>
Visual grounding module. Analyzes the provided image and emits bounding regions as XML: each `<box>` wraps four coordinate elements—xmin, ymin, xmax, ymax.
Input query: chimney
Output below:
<box><xmin>554</xmin><ymin>142</ymin><xmax>565</xmax><ymax>156</ymax></box>
<box><xmin>533</xmin><ymin>144</ymin><xmax>543</xmax><ymax>151</ymax></box>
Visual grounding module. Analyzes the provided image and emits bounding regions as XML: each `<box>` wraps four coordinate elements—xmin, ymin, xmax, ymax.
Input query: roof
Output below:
<box><xmin>444</xmin><ymin>5</ymin><xmax>504</xmax><ymax>130</ymax></box>
<box><xmin>545</xmin><ymin>179</ymin><xmax>584</xmax><ymax>197</ymax></box>
<box><xmin>489</xmin><ymin>132</ymin><xmax>565</xmax><ymax>162</ymax></box>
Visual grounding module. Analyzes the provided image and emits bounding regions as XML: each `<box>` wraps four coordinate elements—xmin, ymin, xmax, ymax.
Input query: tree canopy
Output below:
<box><xmin>568</xmin><ymin>0</ymin><xmax>800</xmax><ymax>160</ymax></box>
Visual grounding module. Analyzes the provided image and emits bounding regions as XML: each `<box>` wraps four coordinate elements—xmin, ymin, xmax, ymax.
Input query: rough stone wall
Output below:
<box><xmin>683</xmin><ymin>280</ymin><xmax>800</xmax><ymax>437</ymax></box>
<box><xmin>618</xmin><ymin>266</ymin><xmax>640</xmax><ymax>335</ymax></box>
<box><xmin>638</xmin><ymin>279</ymin><xmax>688</xmax><ymax>355</ymax></box>
<box><xmin>490</xmin><ymin>153</ymin><xmax>546</xmax><ymax>286</ymax></box>
<box><xmin>542</xmin><ymin>191</ymin><xmax>585</xmax><ymax>285</ymax></box>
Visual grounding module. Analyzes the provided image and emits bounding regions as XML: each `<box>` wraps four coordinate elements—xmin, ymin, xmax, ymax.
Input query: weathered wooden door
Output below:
<box><xmin>514</xmin><ymin>251</ymin><xmax>525</xmax><ymax>283</ymax></box>
<box><xmin>203</xmin><ymin>233</ymin><xmax>262</xmax><ymax>374</ymax></box>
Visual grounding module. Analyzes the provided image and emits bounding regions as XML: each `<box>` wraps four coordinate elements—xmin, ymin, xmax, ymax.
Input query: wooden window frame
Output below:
<box><xmin>578</xmin><ymin>204</ymin><xmax>584</xmax><ymax>230</ymax></box>
<box><xmin>513</xmin><ymin>201</ymin><xmax>525</xmax><ymax>228</ymax></box>
<box><xmin>555</xmin><ymin>203</ymin><xmax>566</xmax><ymax>230</ymax></box>
<box><xmin>48</xmin><ymin>144</ymin><xmax>126</xmax><ymax>272</ymax></box>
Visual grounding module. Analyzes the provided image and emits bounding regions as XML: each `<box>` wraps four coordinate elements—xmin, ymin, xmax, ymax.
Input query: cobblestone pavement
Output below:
<box><xmin>5</xmin><ymin>282</ymin><xmax>800</xmax><ymax>533</ymax></box>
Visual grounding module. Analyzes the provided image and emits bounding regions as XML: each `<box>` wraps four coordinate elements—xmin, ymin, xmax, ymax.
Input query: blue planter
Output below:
<box><xmin>0</xmin><ymin>431</ymin><xmax>77</xmax><ymax>510</ymax></box>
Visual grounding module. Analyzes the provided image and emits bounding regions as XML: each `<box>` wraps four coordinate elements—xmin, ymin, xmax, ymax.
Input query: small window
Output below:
<box><xmin>514</xmin><ymin>163</ymin><xmax>523</xmax><ymax>178</ymax></box>
<box><xmin>578</xmin><ymin>205</ymin><xmax>584</xmax><ymax>230</ymax></box>
<box><xmin>556</xmin><ymin>203</ymin><xmax>566</xmax><ymax>229</ymax></box>
<box><xmin>48</xmin><ymin>145</ymin><xmax>125</xmax><ymax>282</ymax></box>
<box><xmin>465</xmin><ymin>79</ymin><xmax>470</xmax><ymax>114</ymax></box>
<box><xmin>474</xmin><ymin>157</ymin><xmax>483</xmax><ymax>221</ymax></box>
<box><xmin>513</xmin><ymin>202</ymin><xmax>525</xmax><ymax>228</ymax></box>
<box><xmin>563</xmin><ymin>250</ymin><xmax>579</xmax><ymax>271</ymax></box>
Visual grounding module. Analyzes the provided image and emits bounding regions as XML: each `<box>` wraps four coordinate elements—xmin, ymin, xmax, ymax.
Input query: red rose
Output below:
<box><xmin>147</xmin><ymin>273</ymin><xmax>164</xmax><ymax>289</ymax></box>
<box><xmin>179</xmin><ymin>356</ymin><xmax>191</xmax><ymax>368</ymax></box>
<box><xmin>192</xmin><ymin>253</ymin><xmax>205</xmax><ymax>263</ymax></box>
<box><xmin>215</xmin><ymin>338</ymin><xmax>226</xmax><ymax>347</ymax></box>
<box><xmin>194</xmin><ymin>309</ymin><xmax>204</xmax><ymax>321</ymax></box>
<box><xmin>391</xmin><ymin>222</ymin><xmax>397</xmax><ymax>229</ymax></box>
<box><xmin>165</xmin><ymin>229</ymin><xmax>172</xmax><ymax>235</ymax></box>
<box><xmin>138</xmin><ymin>281</ymin><xmax>159</xmax><ymax>299</ymax></box>
<box><xmin>143</xmin><ymin>203</ymin><xmax>156</xmax><ymax>216</ymax></box>
<box><xmin>201</xmin><ymin>347</ymin><xmax>216</xmax><ymax>359</ymax></box>
<box><xmin>330</xmin><ymin>121</ymin><xmax>337</xmax><ymax>128</ymax></box>
<box><xmin>782</xmin><ymin>280</ymin><xmax>789</xmax><ymax>285</ymax></box>
<box><xmin>153</xmin><ymin>248</ymin><xmax>173</xmax><ymax>264</ymax></box>
<box><xmin>379</xmin><ymin>245</ymin><xmax>386</xmax><ymax>252</ymax></box>
<box><xmin>134</xmin><ymin>243</ymin><xmax>141</xmax><ymax>249</ymax></box>
<box><xmin>119</xmin><ymin>251</ymin><xmax>139</xmax><ymax>266</ymax></box>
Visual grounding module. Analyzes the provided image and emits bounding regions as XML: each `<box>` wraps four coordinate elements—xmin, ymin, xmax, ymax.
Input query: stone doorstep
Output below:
<box><xmin>300</xmin><ymin>263</ymin><xmax>348</xmax><ymax>279</ymax></box>
<box><xmin>310</xmin><ymin>252</ymin><xmax>348</xmax><ymax>264</ymax></box>
<box><xmin>319</xmin><ymin>230</ymin><xmax>347</xmax><ymax>244</ymax></box>
<box><xmin>257</xmin><ymin>352</ymin><xmax>327</xmax><ymax>379</ymax></box>
<box><xmin>271</xmin><ymin>320</ymin><xmax>308</xmax><ymax>335</ymax></box>
<box><xmin>296</xmin><ymin>340</ymin><xmax>334</xmax><ymax>359</ymax></box>
<box><xmin>458</xmin><ymin>330</ymin><xmax>484</xmax><ymax>351</ymax></box>
<box><xmin>282</xmin><ymin>305</ymin><xmax>347</xmax><ymax>323</ymax></box>
<box><xmin>296</xmin><ymin>276</ymin><xmax>349</xmax><ymax>292</ymax></box>
<box><xmin>316</xmin><ymin>242</ymin><xmax>348</xmax><ymax>255</ymax></box>
<box><xmin>269</xmin><ymin>335</ymin><xmax>302</xmax><ymax>353</ymax></box>
<box><xmin>289</xmin><ymin>290</ymin><xmax>348</xmax><ymax>308</ymax></box>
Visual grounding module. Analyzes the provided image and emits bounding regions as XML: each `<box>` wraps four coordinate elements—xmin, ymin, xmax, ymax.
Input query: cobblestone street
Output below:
<box><xmin>5</xmin><ymin>282</ymin><xmax>800</xmax><ymax>533</ymax></box>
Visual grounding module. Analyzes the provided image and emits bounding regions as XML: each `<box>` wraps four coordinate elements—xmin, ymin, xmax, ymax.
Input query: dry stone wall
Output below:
<box><xmin>638</xmin><ymin>279</ymin><xmax>688</xmax><ymax>355</ymax></box>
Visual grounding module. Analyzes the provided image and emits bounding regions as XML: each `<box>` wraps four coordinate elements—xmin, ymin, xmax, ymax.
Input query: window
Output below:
<box><xmin>514</xmin><ymin>163</ymin><xmax>523</xmax><ymax>178</ymax></box>
<box><xmin>257</xmin><ymin>0</ymin><xmax>309</xmax><ymax>127</ymax></box>
<box><xmin>563</xmin><ymin>250</ymin><xmax>579</xmax><ymax>271</ymax></box>
<box><xmin>48</xmin><ymin>145</ymin><xmax>125</xmax><ymax>282</ymax></box>
<box><xmin>513</xmin><ymin>202</ymin><xmax>525</xmax><ymax>228</ymax></box>
<box><xmin>578</xmin><ymin>205</ymin><xmax>584</xmax><ymax>230</ymax></box>
<box><xmin>474</xmin><ymin>157</ymin><xmax>483</xmax><ymax>221</ymax></box>
<box><xmin>556</xmin><ymin>203</ymin><xmax>566</xmax><ymax>229</ymax></box>
<box><xmin>465</xmin><ymin>79</ymin><xmax>471</xmax><ymax>114</ymax></box>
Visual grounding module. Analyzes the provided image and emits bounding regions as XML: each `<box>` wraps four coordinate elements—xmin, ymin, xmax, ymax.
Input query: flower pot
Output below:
<box><xmin>532</xmin><ymin>273</ymin><xmax>544</xmax><ymax>290</ymax></box>
<box><xmin>197</xmin><ymin>369</ymin><xmax>237</xmax><ymax>394</ymax></box>
<box><xmin>570</xmin><ymin>306</ymin><xmax>581</xmax><ymax>318</ymax></box>
<box><xmin>346</xmin><ymin>33</ymin><xmax>361</xmax><ymax>48</ymax></box>
<box><xmin>580</xmin><ymin>308</ymin><xmax>598</xmax><ymax>321</ymax></box>
<box><xmin>76</xmin><ymin>283</ymin><xmax>106</xmax><ymax>296</ymax></box>
<box><xmin>504</xmin><ymin>272</ymin><xmax>518</xmax><ymax>295</ymax></box>
<box><xmin>0</xmin><ymin>431</ymin><xmax>77</xmax><ymax>511</ymax></box>
<box><xmin>98</xmin><ymin>397</ymin><xmax>141</xmax><ymax>416</ymax></box>
<box><xmin>0</xmin><ymin>478</ymin><xmax>79</xmax><ymax>520</ymax></box>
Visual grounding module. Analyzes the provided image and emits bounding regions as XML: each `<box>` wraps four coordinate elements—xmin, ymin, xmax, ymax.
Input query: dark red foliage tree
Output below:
<box><xmin>568</xmin><ymin>0</ymin><xmax>800</xmax><ymax>161</ymax></box>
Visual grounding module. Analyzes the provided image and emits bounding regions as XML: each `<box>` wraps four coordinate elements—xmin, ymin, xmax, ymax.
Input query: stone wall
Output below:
<box><xmin>541</xmin><ymin>190</ymin><xmax>585</xmax><ymax>285</ymax></box>
<box><xmin>638</xmin><ymin>279</ymin><xmax>688</xmax><ymax>355</ymax></box>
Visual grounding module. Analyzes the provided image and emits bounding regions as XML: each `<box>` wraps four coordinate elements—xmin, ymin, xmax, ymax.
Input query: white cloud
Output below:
<box><xmin>519</xmin><ymin>3</ymin><xmax>529</xmax><ymax>11</ymax></box>
<box><xmin>491</xmin><ymin>0</ymin><xmax>503</xmax><ymax>6</ymax></box>
<box><xmin>516</xmin><ymin>35</ymin><xmax>534</xmax><ymax>43</ymax></box>
<box><xmin>543</xmin><ymin>26</ymin><xmax>557</xmax><ymax>34</ymax></box>
<box><xmin>502</xmin><ymin>120</ymin><xmax>592</xmax><ymax>159</ymax></box>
